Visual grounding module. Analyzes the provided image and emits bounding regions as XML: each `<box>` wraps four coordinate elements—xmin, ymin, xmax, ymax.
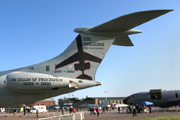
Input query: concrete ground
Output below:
<box><xmin>0</xmin><ymin>111</ymin><xmax>180</xmax><ymax>120</ymax></box>
<box><xmin>85</xmin><ymin>111</ymin><xmax>180</xmax><ymax>120</ymax></box>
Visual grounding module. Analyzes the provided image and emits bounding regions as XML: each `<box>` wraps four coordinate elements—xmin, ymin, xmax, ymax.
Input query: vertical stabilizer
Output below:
<box><xmin>53</xmin><ymin>34</ymin><xmax>115</xmax><ymax>80</ymax></box>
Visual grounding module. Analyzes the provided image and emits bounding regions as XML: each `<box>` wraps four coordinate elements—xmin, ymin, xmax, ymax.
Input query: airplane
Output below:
<box><xmin>81</xmin><ymin>100</ymin><xmax>109</xmax><ymax>109</ymax></box>
<box><xmin>112</xmin><ymin>103</ymin><xmax>128</xmax><ymax>109</ymax></box>
<box><xmin>123</xmin><ymin>89</ymin><xmax>180</xmax><ymax>108</ymax></box>
<box><xmin>0</xmin><ymin>9</ymin><xmax>172</xmax><ymax>107</ymax></box>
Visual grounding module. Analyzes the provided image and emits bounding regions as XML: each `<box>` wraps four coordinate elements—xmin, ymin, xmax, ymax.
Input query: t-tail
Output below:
<box><xmin>20</xmin><ymin>9</ymin><xmax>172</xmax><ymax>80</ymax></box>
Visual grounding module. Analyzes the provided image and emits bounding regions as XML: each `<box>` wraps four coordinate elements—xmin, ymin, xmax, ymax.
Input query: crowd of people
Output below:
<box><xmin>89</xmin><ymin>107</ymin><xmax>100</xmax><ymax>117</ymax></box>
<box><xmin>87</xmin><ymin>104</ymin><xmax>152</xmax><ymax>117</ymax></box>
<box><xmin>0</xmin><ymin>104</ymin><xmax>153</xmax><ymax>119</ymax></box>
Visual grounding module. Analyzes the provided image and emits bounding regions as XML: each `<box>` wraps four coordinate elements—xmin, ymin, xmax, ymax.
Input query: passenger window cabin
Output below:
<box><xmin>46</xmin><ymin>65</ymin><xmax>50</xmax><ymax>71</ymax></box>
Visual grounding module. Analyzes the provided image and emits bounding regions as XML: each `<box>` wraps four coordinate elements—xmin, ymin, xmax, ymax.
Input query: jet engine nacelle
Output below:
<box><xmin>6</xmin><ymin>72</ymin><xmax>69</xmax><ymax>92</ymax></box>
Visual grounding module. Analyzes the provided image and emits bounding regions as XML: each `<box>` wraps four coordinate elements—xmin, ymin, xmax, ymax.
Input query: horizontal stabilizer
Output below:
<box><xmin>113</xmin><ymin>36</ymin><xmax>133</xmax><ymax>46</ymax></box>
<box><xmin>89</xmin><ymin>10</ymin><xmax>173</xmax><ymax>32</ymax></box>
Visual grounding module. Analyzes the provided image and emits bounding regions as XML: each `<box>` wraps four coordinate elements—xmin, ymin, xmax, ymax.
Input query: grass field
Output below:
<box><xmin>140</xmin><ymin>115</ymin><xmax>180</xmax><ymax>120</ymax></box>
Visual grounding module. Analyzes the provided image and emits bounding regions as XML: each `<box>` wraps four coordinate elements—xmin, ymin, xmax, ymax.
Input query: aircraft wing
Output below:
<box><xmin>89</xmin><ymin>10</ymin><xmax>172</xmax><ymax>32</ymax></box>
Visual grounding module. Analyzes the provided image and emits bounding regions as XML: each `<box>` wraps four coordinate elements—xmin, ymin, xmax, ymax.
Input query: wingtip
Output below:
<box><xmin>154</xmin><ymin>9</ymin><xmax>174</xmax><ymax>13</ymax></box>
<box><xmin>158</xmin><ymin>9</ymin><xmax>174</xmax><ymax>16</ymax></box>
<box><xmin>165</xmin><ymin>9</ymin><xmax>174</xmax><ymax>12</ymax></box>
<box><xmin>162</xmin><ymin>9</ymin><xmax>174</xmax><ymax>13</ymax></box>
<box><xmin>137</xmin><ymin>9</ymin><xmax>173</xmax><ymax>15</ymax></box>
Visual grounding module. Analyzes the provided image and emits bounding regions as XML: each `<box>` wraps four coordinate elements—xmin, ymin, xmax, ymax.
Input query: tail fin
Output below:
<box><xmin>54</xmin><ymin>34</ymin><xmax>115</xmax><ymax>80</ymax></box>
<box><xmin>21</xmin><ymin>10</ymin><xmax>172</xmax><ymax>80</ymax></box>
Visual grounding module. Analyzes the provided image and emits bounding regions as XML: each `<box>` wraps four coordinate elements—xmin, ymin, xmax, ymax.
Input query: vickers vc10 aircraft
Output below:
<box><xmin>0</xmin><ymin>10</ymin><xmax>172</xmax><ymax>107</ymax></box>
<box><xmin>123</xmin><ymin>89</ymin><xmax>180</xmax><ymax>108</ymax></box>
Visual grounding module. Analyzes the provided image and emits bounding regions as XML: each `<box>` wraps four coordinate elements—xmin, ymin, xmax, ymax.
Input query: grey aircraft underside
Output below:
<box><xmin>123</xmin><ymin>89</ymin><xmax>180</xmax><ymax>108</ymax></box>
<box><xmin>0</xmin><ymin>10</ymin><xmax>172</xmax><ymax>107</ymax></box>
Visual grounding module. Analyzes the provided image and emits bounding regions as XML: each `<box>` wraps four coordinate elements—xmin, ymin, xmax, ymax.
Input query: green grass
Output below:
<box><xmin>139</xmin><ymin>115</ymin><xmax>180</xmax><ymax>120</ymax></box>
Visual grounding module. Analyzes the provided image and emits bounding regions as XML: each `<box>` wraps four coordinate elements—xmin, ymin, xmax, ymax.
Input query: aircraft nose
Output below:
<box><xmin>123</xmin><ymin>97</ymin><xmax>130</xmax><ymax>104</ymax></box>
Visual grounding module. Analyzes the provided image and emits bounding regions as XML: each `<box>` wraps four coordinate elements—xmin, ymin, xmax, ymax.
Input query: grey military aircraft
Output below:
<box><xmin>123</xmin><ymin>89</ymin><xmax>180</xmax><ymax>108</ymax></box>
<box><xmin>0</xmin><ymin>10</ymin><xmax>172</xmax><ymax>107</ymax></box>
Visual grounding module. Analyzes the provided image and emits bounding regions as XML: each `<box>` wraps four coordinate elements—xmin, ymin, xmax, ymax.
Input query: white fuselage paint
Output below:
<box><xmin>0</xmin><ymin>71</ymin><xmax>101</xmax><ymax>107</ymax></box>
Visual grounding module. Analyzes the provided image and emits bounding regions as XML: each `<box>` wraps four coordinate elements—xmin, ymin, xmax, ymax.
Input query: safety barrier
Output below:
<box><xmin>38</xmin><ymin>112</ymin><xmax>84</xmax><ymax>120</ymax></box>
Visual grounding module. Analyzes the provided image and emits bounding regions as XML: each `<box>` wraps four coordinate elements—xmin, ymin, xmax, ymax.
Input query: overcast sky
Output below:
<box><xmin>0</xmin><ymin>0</ymin><xmax>179</xmax><ymax>103</ymax></box>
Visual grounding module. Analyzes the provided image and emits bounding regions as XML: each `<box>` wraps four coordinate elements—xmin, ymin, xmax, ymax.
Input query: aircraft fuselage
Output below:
<box><xmin>123</xmin><ymin>90</ymin><xmax>180</xmax><ymax>108</ymax></box>
<box><xmin>0</xmin><ymin>71</ymin><xmax>101</xmax><ymax>107</ymax></box>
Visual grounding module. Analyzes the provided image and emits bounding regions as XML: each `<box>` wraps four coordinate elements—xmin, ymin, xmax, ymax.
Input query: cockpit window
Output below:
<box><xmin>150</xmin><ymin>92</ymin><xmax>161</xmax><ymax>100</ymax></box>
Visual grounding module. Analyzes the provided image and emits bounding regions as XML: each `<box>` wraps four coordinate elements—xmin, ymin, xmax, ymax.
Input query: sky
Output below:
<box><xmin>0</xmin><ymin>0</ymin><xmax>179</xmax><ymax>103</ymax></box>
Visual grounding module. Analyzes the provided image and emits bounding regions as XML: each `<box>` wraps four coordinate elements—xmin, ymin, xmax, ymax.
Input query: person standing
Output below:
<box><xmin>102</xmin><ymin>107</ymin><xmax>105</xmax><ymax>114</ymax></box>
<box><xmin>36</xmin><ymin>108</ymin><xmax>39</xmax><ymax>118</ymax></box>
<box><xmin>110</xmin><ymin>103</ymin><xmax>112</xmax><ymax>111</ymax></box>
<box><xmin>118</xmin><ymin>106</ymin><xmax>120</xmax><ymax>113</ymax></box>
<box><xmin>61</xmin><ymin>107</ymin><xmax>64</xmax><ymax>115</ymax></box>
<box><xmin>93</xmin><ymin>107</ymin><xmax>96</xmax><ymax>115</ymax></box>
<box><xmin>96</xmin><ymin>107</ymin><xmax>99</xmax><ymax>117</ymax></box>
<box><xmin>27</xmin><ymin>107</ymin><xmax>30</xmax><ymax>116</ymax></box>
<box><xmin>12</xmin><ymin>108</ymin><xmax>16</xmax><ymax>116</ymax></box>
<box><xmin>149</xmin><ymin>106</ymin><xmax>152</xmax><ymax>113</ymax></box>
<box><xmin>90</xmin><ymin>108</ymin><xmax>93</xmax><ymax>115</ymax></box>
<box><xmin>132</xmin><ymin>106</ymin><xmax>137</xmax><ymax>117</ymax></box>
<box><xmin>23</xmin><ymin>107</ymin><xmax>26</xmax><ymax>116</ymax></box>
<box><xmin>73</xmin><ymin>108</ymin><xmax>77</xmax><ymax>113</ymax></box>
<box><xmin>69</xmin><ymin>106</ymin><xmax>73</xmax><ymax>114</ymax></box>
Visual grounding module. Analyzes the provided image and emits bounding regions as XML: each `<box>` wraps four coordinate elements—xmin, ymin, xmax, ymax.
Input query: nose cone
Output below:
<box><xmin>123</xmin><ymin>97</ymin><xmax>130</xmax><ymax>104</ymax></box>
